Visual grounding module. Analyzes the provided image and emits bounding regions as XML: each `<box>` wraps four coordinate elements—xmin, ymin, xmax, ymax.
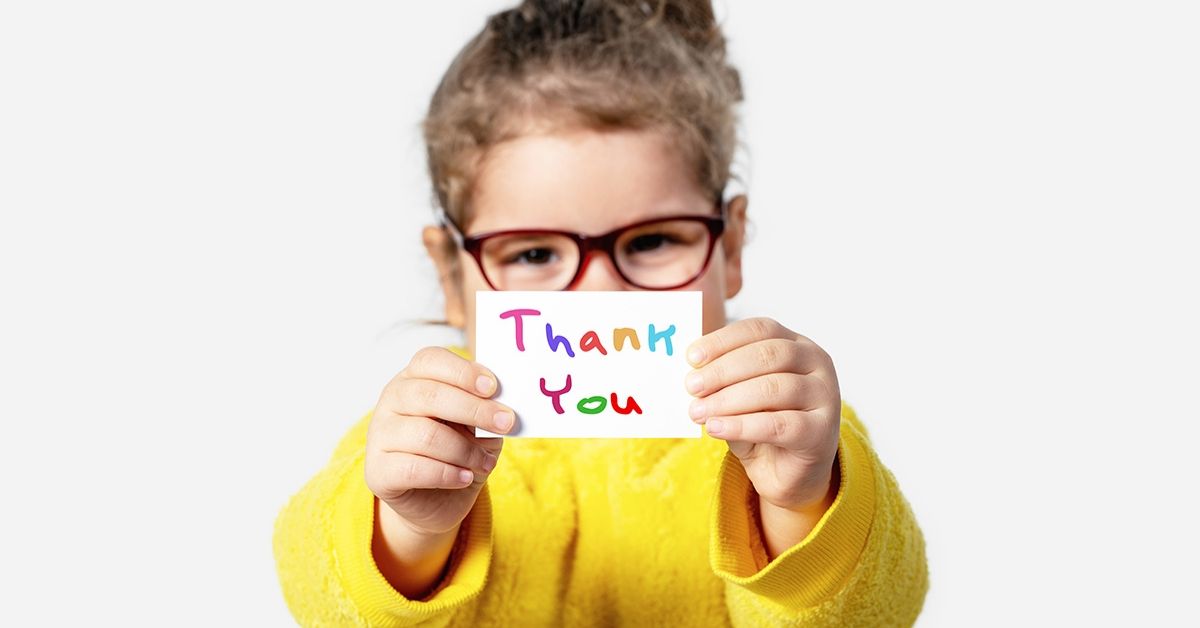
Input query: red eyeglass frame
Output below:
<box><xmin>437</xmin><ymin>190</ymin><xmax>727</xmax><ymax>291</ymax></box>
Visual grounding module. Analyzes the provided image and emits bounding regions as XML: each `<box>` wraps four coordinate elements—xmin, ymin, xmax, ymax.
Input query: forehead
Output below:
<box><xmin>466</xmin><ymin>127</ymin><xmax>710</xmax><ymax>235</ymax></box>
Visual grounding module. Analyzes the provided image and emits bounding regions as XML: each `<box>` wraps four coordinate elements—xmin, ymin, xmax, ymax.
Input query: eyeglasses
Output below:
<box><xmin>437</xmin><ymin>195</ymin><xmax>726</xmax><ymax>291</ymax></box>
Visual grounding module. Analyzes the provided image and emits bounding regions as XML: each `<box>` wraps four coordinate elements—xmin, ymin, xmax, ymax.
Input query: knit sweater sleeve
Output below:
<box><xmin>272</xmin><ymin>410</ymin><xmax>494</xmax><ymax>627</ymax></box>
<box><xmin>709</xmin><ymin>402</ymin><xmax>929</xmax><ymax>626</ymax></box>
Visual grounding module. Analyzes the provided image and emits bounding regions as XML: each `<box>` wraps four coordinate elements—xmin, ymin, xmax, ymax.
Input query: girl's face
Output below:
<box><xmin>423</xmin><ymin>126</ymin><xmax>748</xmax><ymax>357</ymax></box>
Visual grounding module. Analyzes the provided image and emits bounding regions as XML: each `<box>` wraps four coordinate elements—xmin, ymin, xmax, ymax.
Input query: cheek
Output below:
<box><xmin>460</xmin><ymin>257</ymin><xmax>502</xmax><ymax>357</ymax></box>
<box><xmin>701</xmin><ymin>286</ymin><xmax>727</xmax><ymax>334</ymax></box>
<box><xmin>693</xmin><ymin>257</ymin><xmax>728</xmax><ymax>334</ymax></box>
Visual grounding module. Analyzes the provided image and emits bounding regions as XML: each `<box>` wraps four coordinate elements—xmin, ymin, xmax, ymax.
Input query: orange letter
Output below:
<box><xmin>612</xmin><ymin>327</ymin><xmax>641</xmax><ymax>351</ymax></box>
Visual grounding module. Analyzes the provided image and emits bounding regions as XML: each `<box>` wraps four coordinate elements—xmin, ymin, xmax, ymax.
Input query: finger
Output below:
<box><xmin>685</xmin><ymin>338</ymin><xmax>831</xmax><ymax>397</ymax></box>
<box><xmin>703</xmin><ymin>410</ymin><xmax>814</xmax><ymax>448</ymax></box>
<box><xmin>398</xmin><ymin>346</ymin><xmax>501</xmax><ymax>398</ymax></box>
<box><xmin>445</xmin><ymin>420</ymin><xmax>506</xmax><ymax>454</ymax></box>
<box><xmin>686</xmin><ymin>317</ymin><xmax>797</xmax><ymax>367</ymax></box>
<box><xmin>688</xmin><ymin>372</ymin><xmax>830</xmax><ymax>421</ymax></box>
<box><xmin>375</xmin><ymin>415</ymin><xmax>499</xmax><ymax>475</ymax></box>
<box><xmin>370</xmin><ymin>451</ymin><xmax>476</xmax><ymax>496</ymax></box>
<box><xmin>386</xmin><ymin>378</ymin><xmax>517</xmax><ymax>434</ymax></box>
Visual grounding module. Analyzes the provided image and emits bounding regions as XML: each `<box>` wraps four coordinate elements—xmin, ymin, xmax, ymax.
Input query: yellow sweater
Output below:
<box><xmin>273</xmin><ymin>348</ymin><xmax>928</xmax><ymax>626</ymax></box>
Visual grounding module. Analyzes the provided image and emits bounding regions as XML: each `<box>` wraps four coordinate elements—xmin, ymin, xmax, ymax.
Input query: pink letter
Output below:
<box><xmin>499</xmin><ymin>308</ymin><xmax>541</xmax><ymax>351</ymax></box>
<box><xmin>539</xmin><ymin>374</ymin><xmax>573</xmax><ymax>414</ymax></box>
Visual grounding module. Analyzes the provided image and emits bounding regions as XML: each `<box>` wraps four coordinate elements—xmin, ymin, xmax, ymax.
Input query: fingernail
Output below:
<box><xmin>493</xmin><ymin>411</ymin><xmax>514</xmax><ymax>432</ymax></box>
<box><xmin>689</xmin><ymin>400</ymin><xmax>706</xmax><ymax>420</ymax></box>
<box><xmin>687</xmin><ymin>345</ymin><xmax>705</xmax><ymax>366</ymax></box>
<box><xmin>458</xmin><ymin>469</ymin><xmax>474</xmax><ymax>484</ymax></box>
<box><xmin>685</xmin><ymin>371</ymin><xmax>703</xmax><ymax>395</ymax></box>
<box><xmin>476</xmin><ymin>375</ymin><xmax>495</xmax><ymax>395</ymax></box>
<box><xmin>706</xmin><ymin>419</ymin><xmax>724</xmax><ymax>435</ymax></box>
<box><xmin>481</xmin><ymin>452</ymin><xmax>498</xmax><ymax>472</ymax></box>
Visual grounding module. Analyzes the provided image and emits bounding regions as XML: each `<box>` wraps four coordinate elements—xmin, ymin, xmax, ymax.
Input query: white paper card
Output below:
<box><xmin>475</xmin><ymin>290</ymin><xmax>702</xmax><ymax>438</ymax></box>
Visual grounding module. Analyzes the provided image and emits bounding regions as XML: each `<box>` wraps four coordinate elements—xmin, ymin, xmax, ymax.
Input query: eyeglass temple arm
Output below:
<box><xmin>435</xmin><ymin>207</ymin><xmax>466</xmax><ymax>247</ymax></box>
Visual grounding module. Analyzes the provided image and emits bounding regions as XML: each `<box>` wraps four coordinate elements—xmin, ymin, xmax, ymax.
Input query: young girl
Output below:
<box><xmin>274</xmin><ymin>1</ymin><xmax>927</xmax><ymax>625</ymax></box>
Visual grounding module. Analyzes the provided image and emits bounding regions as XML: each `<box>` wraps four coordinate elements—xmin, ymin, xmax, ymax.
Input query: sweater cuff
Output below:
<box><xmin>709</xmin><ymin>420</ymin><xmax>877</xmax><ymax>609</ymax></box>
<box><xmin>331</xmin><ymin>456</ymin><xmax>494</xmax><ymax>624</ymax></box>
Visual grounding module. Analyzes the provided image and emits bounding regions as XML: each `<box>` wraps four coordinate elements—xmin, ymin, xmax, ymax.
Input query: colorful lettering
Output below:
<box><xmin>579</xmin><ymin>330</ymin><xmax>608</xmax><ymax>355</ymax></box>
<box><xmin>576</xmin><ymin>395</ymin><xmax>607</xmax><ymax>414</ymax></box>
<box><xmin>609</xmin><ymin>393</ymin><xmax>642</xmax><ymax>415</ymax></box>
<box><xmin>545</xmin><ymin>323</ymin><xmax>576</xmax><ymax>357</ymax></box>
<box><xmin>647</xmin><ymin>323</ymin><xmax>676</xmax><ymax>356</ymax></box>
<box><xmin>499</xmin><ymin>308</ymin><xmax>541</xmax><ymax>351</ymax></box>
<box><xmin>539</xmin><ymin>374</ymin><xmax>572</xmax><ymax>414</ymax></box>
<box><xmin>613</xmin><ymin>327</ymin><xmax>641</xmax><ymax>351</ymax></box>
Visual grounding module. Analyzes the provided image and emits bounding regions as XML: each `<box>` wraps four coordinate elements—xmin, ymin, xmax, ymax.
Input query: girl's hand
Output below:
<box><xmin>365</xmin><ymin>347</ymin><xmax>514</xmax><ymax>537</ymax></box>
<box><xmin>685</xmin><ymin>318</ymin><xmax>842</xmax><ymax>517</ymax></box>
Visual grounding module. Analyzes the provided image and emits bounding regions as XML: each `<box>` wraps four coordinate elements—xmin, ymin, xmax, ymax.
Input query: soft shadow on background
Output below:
<box><xmin>1</xmin><ymin>1</ymin><xmax>1197</xmax><ymax>625</ymax></box>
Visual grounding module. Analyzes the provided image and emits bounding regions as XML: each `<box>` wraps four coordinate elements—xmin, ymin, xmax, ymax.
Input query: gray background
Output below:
<box><xmin>2</xmin><ymin>1</ymin><xmax>1196</xmax><ymax>625</ymax></box>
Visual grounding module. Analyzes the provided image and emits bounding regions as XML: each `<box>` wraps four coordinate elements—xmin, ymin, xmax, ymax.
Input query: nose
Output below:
<box><xmin>570</xmin><ymin>250</ymin><xmax>630</xmax><ymax>291</ymax></box>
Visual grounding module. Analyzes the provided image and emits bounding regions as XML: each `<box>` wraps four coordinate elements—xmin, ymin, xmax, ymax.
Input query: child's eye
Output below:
<box><xmin>625</xmin><ymin>233</ymin><xmax>680</xmax><ymax>255</ymax></box>
<box><xmin>506</xmin><ymin>247</ymin><xmax>558</xmax><ymax>265</ymax></box>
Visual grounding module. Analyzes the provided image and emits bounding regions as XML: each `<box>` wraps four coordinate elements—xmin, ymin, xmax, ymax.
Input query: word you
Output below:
<box><xmin>539</xmin><ymin>374</ymin><xmax>642</xmax><ymax>416</ymax></box>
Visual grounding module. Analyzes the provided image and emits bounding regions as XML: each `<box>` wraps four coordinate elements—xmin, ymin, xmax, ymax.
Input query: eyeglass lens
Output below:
<box><xmin>478</xmin><ymin>218</ymin><xmax>714</xmax><ymax>290</ymax></box>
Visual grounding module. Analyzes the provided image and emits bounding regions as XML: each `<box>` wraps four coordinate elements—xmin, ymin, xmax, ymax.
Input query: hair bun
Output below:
<box><xmin>488</xmin><ymin>0</ymin><xmax>720</xmax><ymax>55</ymax></box>
<box><xmin>639</xmin><ymin>0</ymin><xmax>719</xmax><ymax>51</ymax></box>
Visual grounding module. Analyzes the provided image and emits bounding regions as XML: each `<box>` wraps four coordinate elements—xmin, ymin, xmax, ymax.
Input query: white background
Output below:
<box><xmin>2</xmin><ymin>1</ymin><xmax>1197</xmax><ymax>625</ymax></box>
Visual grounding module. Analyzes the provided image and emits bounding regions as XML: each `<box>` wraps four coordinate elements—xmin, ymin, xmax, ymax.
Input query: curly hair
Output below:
<box><xmin>421</xmin><ymin>0</ymin><xmax>744</xmax><ymax>228</ymax></box>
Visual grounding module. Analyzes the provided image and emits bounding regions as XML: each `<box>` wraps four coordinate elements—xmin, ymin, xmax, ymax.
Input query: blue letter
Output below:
<box><xmin>545</xmin><ymin>323</ymin><xmax>576</xmax><ymax>357</ymax></box>
<box><xmin>647</xmin><ymin>323</ymin><xmax>676</xmax><ymax>356</ymax></box>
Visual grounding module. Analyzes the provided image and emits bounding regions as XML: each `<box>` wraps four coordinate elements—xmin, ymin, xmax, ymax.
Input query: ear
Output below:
<box><xmin>422</xmin><ymin>225</ymin><xmax>466</xmax><ymax>329</ymax></box>
<box><xmin>720</xmin><ymin>194</ymin><xmax>748</xmax><ymax>299</ymax></box>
